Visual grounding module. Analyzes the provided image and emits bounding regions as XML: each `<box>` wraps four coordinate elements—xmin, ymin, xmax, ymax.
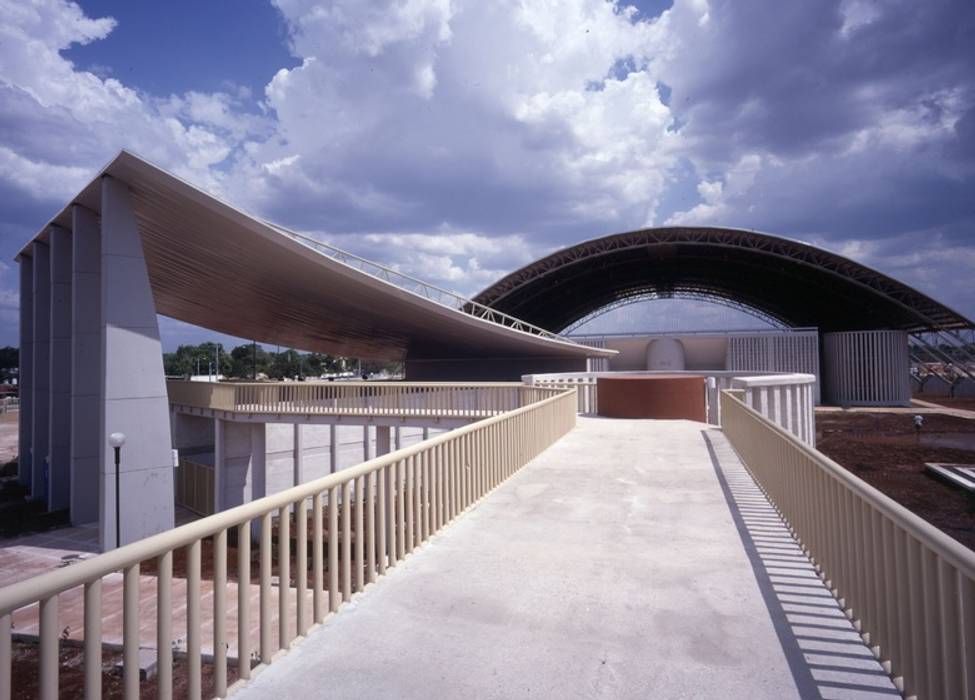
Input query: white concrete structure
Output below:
<box><xmin>823</xmin><ymin>330</ymin><xmax>911</xmax><ymax>406</ymax></box>
<box><xmin>730</xmin><ymin>373</ymin><xmax>817</xmax><ymax>446</ymax></box>
<box><xmin>645</xmin><ymin>337</ymin><xmax>685</xmax><ymax>370</ymax></box>
<box><xmin>14</xmin><ymin>152</ymin><xmax>610</xmax><ymax>549</ymax></box>
<box><xmin>523</xmin><ymin>370</ymin><xmax>818</xmax><ymax>445</ymax></box>
<box><xmin>572</xmin><ymin>328</ymin><xmax>822</xmax><ymax>402</ymax></box>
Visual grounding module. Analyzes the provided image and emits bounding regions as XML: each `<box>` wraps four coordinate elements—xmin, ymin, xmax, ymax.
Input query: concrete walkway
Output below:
<box><xmin>235</xmin><ymin>417</ymin><xmax>898</xmax><ymax>700</ymax></box>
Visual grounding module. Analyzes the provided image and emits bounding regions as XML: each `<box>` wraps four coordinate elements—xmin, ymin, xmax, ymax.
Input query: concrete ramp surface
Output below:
<box><xmin>234</xmin><ymin>418</ymin><xmax>897</xmax><ymax>699</ymax></box>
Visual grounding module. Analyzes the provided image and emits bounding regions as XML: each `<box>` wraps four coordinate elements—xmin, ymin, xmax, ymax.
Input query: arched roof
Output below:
<box><xmin>472</xmin><ymin>227</ymin><xmax>973</xmax><ymax>333</ymax></box>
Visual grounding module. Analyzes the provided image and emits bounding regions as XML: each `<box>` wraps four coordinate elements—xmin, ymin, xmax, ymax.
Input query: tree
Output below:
<box><xmin>229</xmin><ymin>343</ymin><xmax>271</xmax><ymax>379</ymax></box>
<box><xmin>0</xmin><ymin>346</ymin><xmax>17</xmax><ymax>383</ymax></box>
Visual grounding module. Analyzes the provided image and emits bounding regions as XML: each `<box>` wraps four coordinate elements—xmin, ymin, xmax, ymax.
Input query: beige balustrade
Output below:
<box><xmin>168</xmin><ymin>380</ymin><xmax>558</xmax><ymax>418</ymax></box>
<box><xmin>720</xmin><ymin>389</ymin><xmax>975</xmax><ymax>699</ymax></box>
<box><xmin>0</xmin><ymin>387</ymin><xmax>577</xmax><ymax>700</ymax></box>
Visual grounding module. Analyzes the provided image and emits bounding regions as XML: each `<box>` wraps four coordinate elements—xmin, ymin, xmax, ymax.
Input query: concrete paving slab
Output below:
<box><xmin>234</xmin><ymin>418</ymin><xmax>897</xmax><ymax>699</ymax></box>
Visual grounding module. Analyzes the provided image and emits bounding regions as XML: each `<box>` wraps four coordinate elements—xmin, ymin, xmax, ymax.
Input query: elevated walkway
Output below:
<box><xmin>235</xmin><ymin>418</ymin><xmax>896</xmax><ymax>699</ymax></box>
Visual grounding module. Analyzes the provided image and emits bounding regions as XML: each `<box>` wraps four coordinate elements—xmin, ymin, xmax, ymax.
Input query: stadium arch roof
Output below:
<box><xmin>472</xmin><ymin>227</ymin><xmax>973</xmax><ymax>334</ymax></box>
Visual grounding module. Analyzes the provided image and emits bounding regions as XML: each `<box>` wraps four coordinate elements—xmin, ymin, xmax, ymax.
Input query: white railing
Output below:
<box><xmin>720</xmin><ymin>389</ymin><xmax>975</xmax><ymax>699</ymax></box>
<box><xmin>168</xmin><ymin>381</ymin><xmax>556</xmax><ymax>418</ymax></box>
<box><xmin>730</xmin><ymin>373</ymin><xmax>816</xmax><ymax>446</ymax></box>
<box><xmin>0</xmin><ymin>397</ymin><xmax>18</xmax><ymax>414</ymax></box>
<box><xmin>523</xmin><ymin>370</ymin><xmax>816</xmax><ymax>439</ymax></box>
<box><xmin>0</xmin><ymin>388</ymin><xmax>577</xmax><ymax>700</ymax></box>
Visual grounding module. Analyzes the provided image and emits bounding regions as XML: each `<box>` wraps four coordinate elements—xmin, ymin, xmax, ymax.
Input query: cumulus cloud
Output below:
<box><xmin>0</xmin><ymin>0</ymin><xmax>268</xmax><ymax>202</ymax></box>
<box><xmin>1</xmin><ymin>0</ymin><xmax>974</xmax><ymax>346</ymax></box>
<box><xmin>660</xmin><ymin>0</ymin><xmax>975</xmax><ymax>247</ymax></box>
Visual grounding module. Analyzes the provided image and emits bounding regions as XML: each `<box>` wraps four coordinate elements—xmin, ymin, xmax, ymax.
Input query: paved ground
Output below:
<box><xmin>0</xmin><ymin>410</ymin><xmax>17</xmax><ymax>464</ymax></box>
<box><xmin>235</xmin><ymin>418</ymin><xmax>898</xmax><ymax>700</ymax></box>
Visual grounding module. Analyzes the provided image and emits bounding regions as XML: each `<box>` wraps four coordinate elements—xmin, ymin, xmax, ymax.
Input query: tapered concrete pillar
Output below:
<box><xmin>31</xmin><ymin>241</ymin><xmax>50</xmax><ymax>501</ymax></box>
<box><xmin>293</xmin><ymin>424</ymin><xmax>304</xmax><ymax>486</ymax></box>
<box><xmin>363</xmin><ymin>425</ymin><xmax>373</xmax><ymax>461</ymax></box>
<box><xmin>70</xmin><ymin>205</ymin><xmax>101</xmax><ymax>524</ymax></box>
<box><xmin>213</xmin><ymin>418</ymin><xmax>224</xmax><ymax>513</ymax></box>
<box><xmin>329</xmin><ymin>424</ymin><xmax>337</xmax><ymax>474</ymax></box>
<box><xmin>376</xmin><ymin>426</ymin><xmax>391</xmax><ymax>456</ymax></box>
<box><xmin>48</xmin><ymin>226</ymin><xmax>72</xmax><ymax>511</ymax></box>
<box><xmin>17</xmin><ymin>254</ymin><xmax>33</xmax><ymax>486</ymax></box>
<box><xmin>99</xmin><ymin>176</ymin><xmax>174</xmax><ymax>549</ymax></box>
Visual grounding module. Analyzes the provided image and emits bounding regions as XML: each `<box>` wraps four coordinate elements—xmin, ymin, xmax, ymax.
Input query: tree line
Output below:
<box><xmin>162</xmin><ymin>342</ymin><xmax>402</xmax><ymax>380</ymax></box>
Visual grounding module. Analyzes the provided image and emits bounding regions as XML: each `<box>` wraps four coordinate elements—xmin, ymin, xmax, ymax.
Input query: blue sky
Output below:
<box><xmin>0</xmin><ymin>0</ymin><xmax>973</xmax><ymax>351</ymax></box>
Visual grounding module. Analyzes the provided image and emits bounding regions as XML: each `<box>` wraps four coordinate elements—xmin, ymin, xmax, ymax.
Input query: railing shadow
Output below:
<box><xmin>702</xmin><ymin>428</ymin><xmax>901</xmax><ymax>700</ymax></box>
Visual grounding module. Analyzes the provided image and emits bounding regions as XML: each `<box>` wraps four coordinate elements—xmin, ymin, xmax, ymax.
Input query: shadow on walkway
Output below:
<box><xmin>702</xmin><ymin>429</ymin><xmax>901</xmax><ymax>700</ymax></box>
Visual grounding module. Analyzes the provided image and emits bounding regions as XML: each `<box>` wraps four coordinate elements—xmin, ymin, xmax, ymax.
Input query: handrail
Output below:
<box><xmin>265</xmin><ymin>222</ymin><xmax>577</xmax><ymax>344</ymax></box>
<box><xmin>720</xmin><ymin>389</ymin><xmax>975</xmax><ymax>698</ymax></box>
<box><xmin>0</xmin><ymin>387</ymin><xmax>579</xmax><ymax>700</ymax></box>
<box><xmin>167</xmin><ymin>380</ymin><xmax>565</xmax><ymax>417</ymax></box>
<box><xmin>0</xmin><ymin>389</ymin><xmax>572</xmax><ymax>613</ymax></box>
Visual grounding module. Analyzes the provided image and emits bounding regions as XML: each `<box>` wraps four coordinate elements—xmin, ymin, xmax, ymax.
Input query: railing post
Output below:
<box><xmin>278</xmin><ymin>506</ymin><xmax>291</xmax><ymax>650</ymax></box>
<box><xmin>39</xmin><ymin>594</ymin><xmax>58</xmax><ymax>700</ymax></box>
<box><xmin>84</xmin><ymin>579</ymin><xmax>103</xmax><ymax>700</ymax></box>
<box><xmin>122</xmin><ymin>564</ymin><xmax>139</xmax><ymax>700</ymax></box>
<box><xmin>156</xmin><ymin>553</ymin><xmax>172</xmax><ymax>700</ymax></box>
<box><xmin>237</xmin><ymin>521</ymin><xmax>252</xmax><ymax>681</ymax></box>
<box><xmin>312</xmin><ymin>494</ymin><xmax>324</xmax><ymax>624</ymax></box>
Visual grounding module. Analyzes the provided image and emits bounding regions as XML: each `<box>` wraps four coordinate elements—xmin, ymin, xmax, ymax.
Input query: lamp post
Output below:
<box><xmin>108</xmin><ymin>432</ymin><xmax>126</xmax><ymax>549</ymax></box>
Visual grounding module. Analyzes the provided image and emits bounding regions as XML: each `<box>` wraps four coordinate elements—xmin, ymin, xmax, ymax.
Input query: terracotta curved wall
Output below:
<box><xmin>596</xmin><ymin>375</ymin><xmax>706</xmax><ymax>421</ymax></box>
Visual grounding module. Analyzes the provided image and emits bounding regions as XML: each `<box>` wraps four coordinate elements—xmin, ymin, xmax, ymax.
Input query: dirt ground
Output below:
<box><xmin>816</xmin><ymin>410</ymin><xmax>975</xmax><ymax>551</ymax></box>
<box><xmin>10</xmin><ymin>640</ymin><xmax>240</xmax><ymax>700</ymax></box>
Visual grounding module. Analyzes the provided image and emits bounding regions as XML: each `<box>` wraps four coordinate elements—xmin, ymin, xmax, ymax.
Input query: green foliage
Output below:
<box><xmin>0</xmin><ymin>346</ymin><xmax>17</xmax><ymax>383</ymax></box>
<box><xmin>163</xmin><ymin>342</ymin><xmax>365</xmax><ymax>379</ymax></box>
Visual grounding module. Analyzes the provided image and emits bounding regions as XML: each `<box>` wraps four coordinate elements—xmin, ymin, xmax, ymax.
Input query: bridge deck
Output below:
<box><xmin>235</xmin><ymin>417</ymin><xmax>897</xmax><ymax>699</ymax></box>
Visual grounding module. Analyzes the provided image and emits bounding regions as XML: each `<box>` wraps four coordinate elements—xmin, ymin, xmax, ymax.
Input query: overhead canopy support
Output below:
<box><xmin>473</xmin><ymin>227</ymin><xmax>973</xmax><ymax>334</ymax></box>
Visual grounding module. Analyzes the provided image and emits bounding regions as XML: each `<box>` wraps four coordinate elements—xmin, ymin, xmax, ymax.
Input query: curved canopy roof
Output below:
<box><xmin>18</xmin><ymin>151</ymin><xmax>611</xmax><ymax>363</ymax></box>
<box><xmin>473</xmin><ymin>227</ymin><xmax>973</xmax><ymax>333</ymax></box>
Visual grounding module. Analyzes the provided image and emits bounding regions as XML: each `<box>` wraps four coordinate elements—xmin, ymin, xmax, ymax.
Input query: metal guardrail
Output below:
<box><xmin>0</xmin><ymin>387</ymin><xmax>578</xmax><ymax>700</ymax></box>
<box><xmin>720</xmin><ymin>388</ymin><xmax>975</xmax><ymax>699</ymax></box>
<box><xmin>266</xmin><ymin>223</ymin><xmax>575</xmax><ymax>344</ymax></box>
<box><xmin>167</xmin><ymin>380</ymin><xmax>559</xmax><ymax>417</ymax></box>
<box><xmin>175</xmin><ymin>458</ymin><xmax>215</xmax><ymax>517</ymax></box>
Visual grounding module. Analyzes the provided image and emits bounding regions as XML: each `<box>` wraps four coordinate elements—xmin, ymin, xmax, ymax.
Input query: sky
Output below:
<box><xmin>0</xmin><ymin>0</ymin><xmax>973</xmax><ymax>350</ymax></box>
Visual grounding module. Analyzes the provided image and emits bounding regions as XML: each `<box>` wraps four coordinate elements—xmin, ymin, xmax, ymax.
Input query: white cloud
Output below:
<box><xmin>2</xmin><ymin>0</ymin><xmax>974</xmax><ymax>344</ymax></box>
<box><xmin>0</xmin><ymin>0</ymin><xmax>267</xmax><ymax>203</ymax></box>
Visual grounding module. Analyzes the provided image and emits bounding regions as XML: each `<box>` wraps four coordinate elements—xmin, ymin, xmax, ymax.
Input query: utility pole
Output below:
<box><xmin>253</xmin><ymin>341</ymin><xmax>258</xmax><ymax>380</ymax></box>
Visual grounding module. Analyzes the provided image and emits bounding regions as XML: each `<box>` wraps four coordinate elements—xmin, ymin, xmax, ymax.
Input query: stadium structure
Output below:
<box><xmin>3</xmin><ymin>151</ymin><xmax>974</xmax><ymax>700</ymax></box>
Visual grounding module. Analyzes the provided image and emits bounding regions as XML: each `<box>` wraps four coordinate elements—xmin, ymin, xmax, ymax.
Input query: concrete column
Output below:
<box><xmin>17</xmin><ymin>254</ymin><xmax>33</xmax><ymax>486</ymax></box>
<box><xmin>99</xmin><ymin>176</ymin><xmax>174</xmax><ymax>550</ymax></box>
<box><xmin>213</xmin><ymin>418</ymin><xmax>224</xmax><ymax>513</ymax></box>
<box><xmin>70</xmin><ymin>206</ymin><xmax>101</xmax><ymax>524</ymax></box>
<box><xmin>31</xmin><ymin>240</ymin><xmax>51</xmax><ymax>501</ymax></box>
<box><xmin>422</xmin><ymin>427</ymin><xmax>430</xmax><ymax>441</ymax></box>
<box><xmin>48</xmin><ymin>226</ymin><xmax>72</xmax><ymax>511</ymax></box>
<box><xmin>293</xmin><ymin>424</ymin><xmax>304</xmax><ymax>486</ymax></box>
<box><xmin>249</xmin><ymin>423</ymin><xmax>267</xmax><ymax>542</ymax></box>
<box><xmin>394</xmin><ymin>426</ymin><xmax>402</xmax><ymax>451</ymax></box>
<box><xmin>329</xmin><ymin>424</ymin><xmax>337</xmax><ymax>474</ymax></box>
<box><xmin>363</xmin><ymin>425</ymin><xmax>373</xmax><ymax>461</ymax></box>
<box><xmin>376</xmin><ymin>426</ymin><xmax>391</xmax><ymax>456</ymax></box>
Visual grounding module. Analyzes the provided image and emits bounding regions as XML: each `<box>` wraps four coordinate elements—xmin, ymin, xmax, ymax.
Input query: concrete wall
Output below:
<box><xmin>207</xmin><ymin>417</ymin><xmax>436</xmax><ymax>514</ymax></box>
<box><xmin>822</xmin><ymin>330</ymin><xmax>911</xmax><ymax>407</ymax></box>
<box><xmin>16</xmin><ymin>178</ymin><xmax>176</xmax><ymax>549</ymax></box>
<box><xmin>602</xmin><ymin>336</ymin><xmax>729</xmax><ymax>371</ymax></box>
